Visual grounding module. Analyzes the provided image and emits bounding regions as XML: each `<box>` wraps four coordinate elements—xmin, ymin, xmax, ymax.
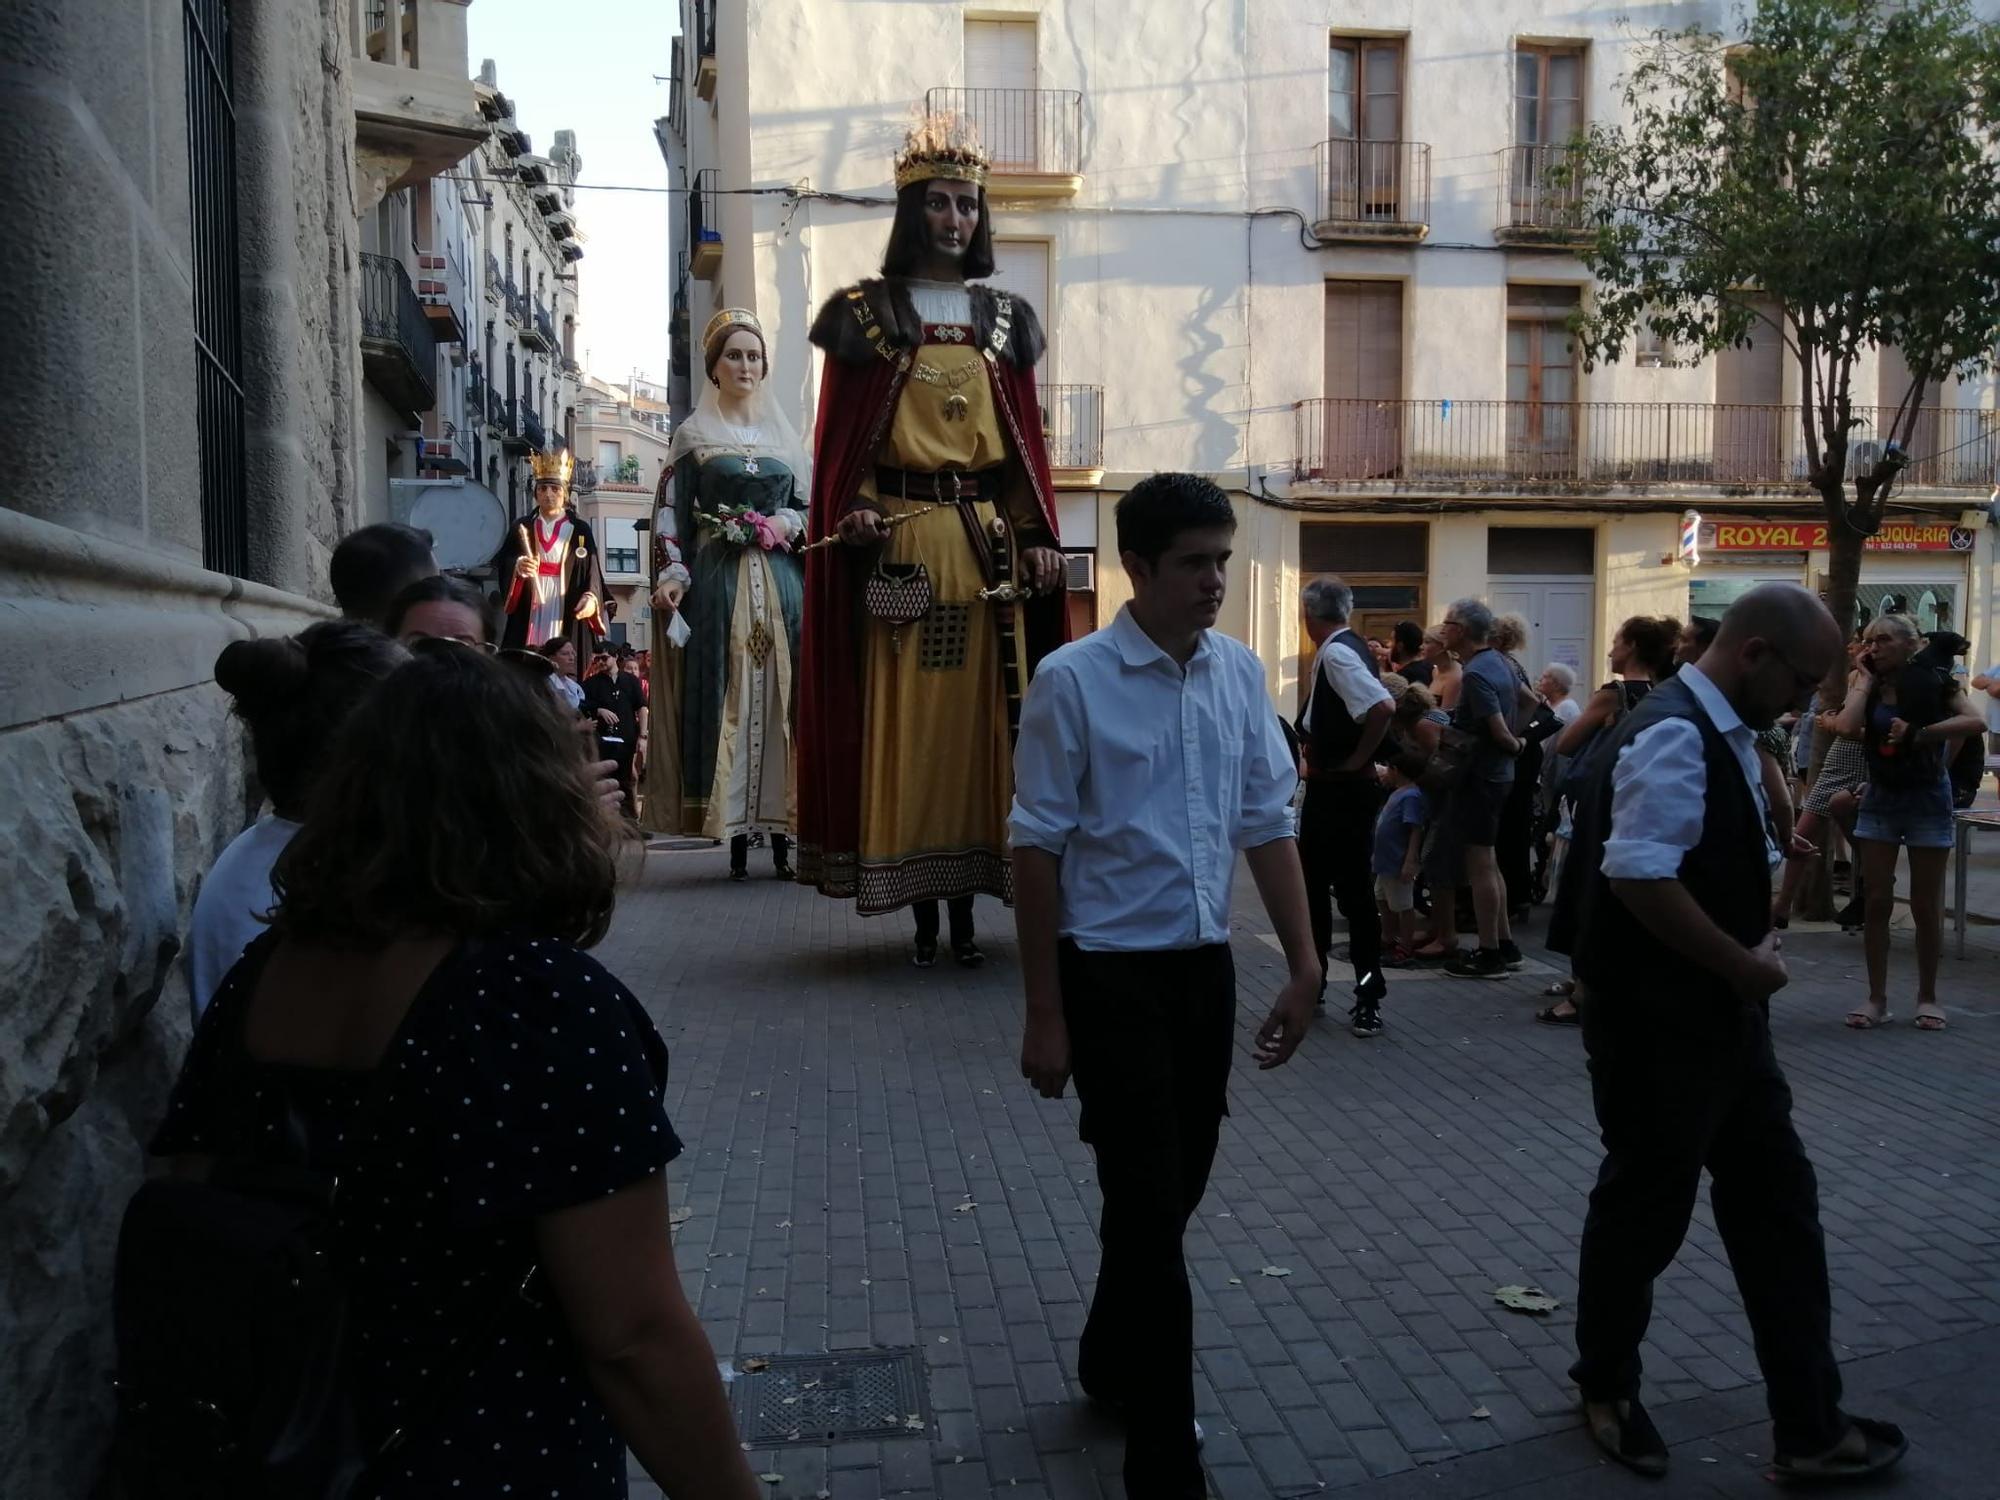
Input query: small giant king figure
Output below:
<box><xmin>495</xmin><ymin>449</ymin><xmax>608</xmax><ymax>655</ymax></box>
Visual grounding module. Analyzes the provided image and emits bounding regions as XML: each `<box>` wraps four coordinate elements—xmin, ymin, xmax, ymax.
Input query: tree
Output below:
<box><xmin>1565</xmin><ymin>0</ymin><xmax>2000</xmax><ymax>649</ymax></box>
<box><xmin>616</xmin><ymin>454</ymin><xmax>642</xmax><ymax>484</ymax></box>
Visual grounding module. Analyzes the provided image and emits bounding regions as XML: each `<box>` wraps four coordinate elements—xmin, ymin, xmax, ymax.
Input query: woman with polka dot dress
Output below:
<box><xmin>153</xmin><ymin>640</ymin><xmax>760</xmax><ymax>1499</ymax></box>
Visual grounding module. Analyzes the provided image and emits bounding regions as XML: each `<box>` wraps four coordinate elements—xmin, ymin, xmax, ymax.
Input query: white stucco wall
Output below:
<box><xmin>672</xmin><ymin>0</ymin><xmax>2000</xmax><ymax>685</ymax></box>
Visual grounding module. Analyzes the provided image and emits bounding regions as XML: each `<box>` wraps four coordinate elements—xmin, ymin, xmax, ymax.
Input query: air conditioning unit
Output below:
<box><xmin>1064</xmin><ymin>553</ymin><xmax>1096</xmax><ymax>592</ymax></box>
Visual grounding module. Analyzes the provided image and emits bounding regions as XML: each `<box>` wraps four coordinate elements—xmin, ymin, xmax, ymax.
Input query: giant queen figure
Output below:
<box><xmin>797</xmin><ymin>116</ymin><xmax>1067</xmax><ymax>967</ymax></box>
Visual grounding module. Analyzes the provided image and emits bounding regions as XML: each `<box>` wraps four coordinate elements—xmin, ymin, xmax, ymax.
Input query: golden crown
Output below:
<box><xmin>530</xmin><ymin>448</ymin><xmax>574</xmax><ymax>486</ymax></box>
<box><xmin>702</xmin><ymin>307</ymin><xmax>763</xmax><ymax>352</ymax></box>
<box><xmin>894</xmin><ymin>111</ymin><xmax>989</xmax><ymax>191</ymax></box>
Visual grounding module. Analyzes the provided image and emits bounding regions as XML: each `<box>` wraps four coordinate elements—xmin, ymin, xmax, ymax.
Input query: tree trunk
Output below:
<box><xmin>1794</xmin><ymin>493</ymin><xmax>1867</xmax><ymax>921</ymax></box>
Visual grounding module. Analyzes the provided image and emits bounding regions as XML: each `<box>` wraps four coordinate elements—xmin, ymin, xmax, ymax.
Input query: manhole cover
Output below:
<box><xmin>732</xmin><ymin>1348</ymin><xmax>931</xmax><ymax>1447</ymax></box>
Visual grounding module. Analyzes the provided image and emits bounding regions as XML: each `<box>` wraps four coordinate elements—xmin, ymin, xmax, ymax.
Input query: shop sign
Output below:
<box><xmin>1706</xmin><ymin>520</ymin><xmax>1975</xmax><ymax>553</ymax></box>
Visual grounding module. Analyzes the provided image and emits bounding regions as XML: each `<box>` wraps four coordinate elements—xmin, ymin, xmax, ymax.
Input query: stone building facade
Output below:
<box><xmin>0</xmin><ymin>0</ymin><xmax>481</xmax><ymax>1489</ymax></box>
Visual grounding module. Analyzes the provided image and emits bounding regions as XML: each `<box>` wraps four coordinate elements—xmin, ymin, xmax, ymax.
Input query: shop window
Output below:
<box><xmin>1488</xmin><ymin>526</ymin><xmax>1594</xmax><ymax>575</ymax></box>
<box><xmin>1301</xmin><ymin>521</ymin><xmax>1426</xmax><ymax>574</ymax></box>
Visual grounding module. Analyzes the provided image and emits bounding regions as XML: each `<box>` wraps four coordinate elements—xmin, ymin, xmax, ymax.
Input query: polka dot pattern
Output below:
<box><xmin>151</xmin><ymin>934</ymin><xmax>682</xmax><ymax>1496</ymax></box>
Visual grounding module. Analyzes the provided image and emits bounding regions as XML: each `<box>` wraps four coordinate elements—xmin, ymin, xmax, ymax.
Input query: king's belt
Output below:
<box><xmin>874</xmin><ymin>464</ymin><xmax>1005</xmax><ymax>504</ymax></box>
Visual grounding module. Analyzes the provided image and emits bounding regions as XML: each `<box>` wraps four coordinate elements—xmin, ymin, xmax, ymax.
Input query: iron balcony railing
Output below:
<box><xmin>484</xmin><ymin>251</ymin><xmax>503</xmax><ymax>301</ymax></box>
<box><xmin>534</xmin><ymin>298</ymin><xmax>556</xmax><ymax>349</ymax></box>
<box><xmin>503</xmin><ymin>278</ymin><xmax>526</xmax><ymax>327</ymax></box>
<box><xmin>357</xmin><ymin>251</ymin><xmax>437</xmax><ymax>411</ymax></box>
<box><xmin>520</xmin><ymin>405</ymin><xmax>547</xmax><ymax>450</ymax></box>
<box><xmin>487</xmin><ymin>386</ymin><xmax>511</xmax><ymax>431</ymax></box>
<box><xmin>1039</xmin><ymin>384</ymin><xmax>1104</xmax><ymax>470</ymax></box>
<box><xmin>688</xmin><ymin>169</ymin><xmax>719</xmax><ymax>252</ymax></box>
<box><xmin>693</xmin><ymin>0</ymin><xmax>715</xmax><ymax>62</ymax></box>
<box><xmin>925</xmin><ymin>87</ymin><xmax>1082</xmax><ymax>179</ymax></box>
<box><xmin>1293</xmin><ymin>399</ymin><xmax>1999</xmax><ymax>489</ymax></box>
<box><xmin>468</xmin><ymin>359</ymin><xmax>487</xmax><ymax>410</ymax></box>
<box><xmin>573</xmin><ymin>460</ymin><xmax>600</xmax><ymax>493</ymax></box>
<box><xmin>1316</xmin><ymin>139</ymin><xmax>1431</xmax><ymax>230</ymax></box>
<box><xmin>1498</xmin><ymin>143</ymin><xmax>1589</xmax><ymax>238</ymax></box>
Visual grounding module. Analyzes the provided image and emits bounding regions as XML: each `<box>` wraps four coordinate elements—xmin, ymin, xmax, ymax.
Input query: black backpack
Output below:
<box><xmin>112</xmin><ymin>945</ymin><xmax>530</xmax><ymax>1498</ymax></box>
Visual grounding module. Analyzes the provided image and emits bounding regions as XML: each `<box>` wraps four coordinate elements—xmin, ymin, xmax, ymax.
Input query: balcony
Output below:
<box><xmin>502</xmin><ymin>279</ymin><xmax>527</xmax><ymax>330</ymax></box>
<box><xmin>573</xmin><ymin>460</ymin><xmax>600</xmax><ymax>494</ymax></box>
<box><xmin>693</xmin><ymin>0</ymin><xmax>717</xmax><ymax>101</ymax></box>
<box><xmin>925</xmin><ymin>87</ymin><xmax>1083</xmax><ymax>198</ymax></box>
<box><xmin>1039</xmin><ymin>384</ymin><xmax>1104</xmax><ymax>488</ymax></box>
<box><xmin>501</xmin><ymin>399</ymin><xmax>531</xmax><ymax>452</ymax></box>
<box><xmin>358</xmin><ymin>252</ymin><xmax>438</xmax><ymax>414</ymax></box>
<box><xmin>688</xmin><ymin>169</ymin><xmax>723</xmax><ymax>279</ymax></box>
<box><xmin>1494</xmin><ymin>144</ymin><xmax>1593</xmax><ymax>249</ymax></box>
<box><xmin>1292</xmin><ymin>399</ymin><xmax>1999</xmax><ymax>494</ymax></box>
<box><xmin>671</xmin><ymin>251</ymin><xmax>691</xmax><ymax>379</ymax></box>
<box><xmin>468</xmin><ymin>359</ymin><xmax>488</xmax><ymax>414</ymax></box>
<box><xmin>521</xmin><ymin>297</ymin><xmax>557</xmax><ymax>354</ymax></box>
<box><xmin>422</xmin><ymin>421</ymin><xmax>469</xmax><ymax>476</ymax></box>
<box><xmin>353</xmin><ymin>0</ymin><xmax>485</xmax><ymax>204</ymax></box>
<box><xmin>484</xmin><ymin>250</ymin><xmax>503</xmax><ymax>304</ymax></box>
<box><xmin>519</xmin><ymin>406</ymin><xmax>547</xmax><ymax>452</ymax></box>
<box><xmin>414</xmin><ymin>251</ymin><xmax>464</xmax><ymax>344</ymax></box>
<box><xmin>1314</xmin><ymin>140</ymin><xmax>1431</xmax><ymax>244</ymax></box>
<box><xmin>487</xmin><ymin>387</ymin><xmax>512</xmax><ymax>433</ymax></box>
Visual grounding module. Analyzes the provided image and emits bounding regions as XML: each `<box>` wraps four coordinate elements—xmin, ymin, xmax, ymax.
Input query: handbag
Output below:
<box><xmin>864</xmin><ymin>561</ymin><xmax>933</xmax><ymax>625</ymax></box>
<box><xmin>1417</xmin><ymin>723</ymin><xmax>1478</xmax><ymax>799</ymax></box>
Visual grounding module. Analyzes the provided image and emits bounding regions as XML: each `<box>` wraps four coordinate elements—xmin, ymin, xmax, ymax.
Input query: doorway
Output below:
<box><xmin>1298</xmin><ymin>521</ymin><xmax>1429</xmax><ymax>709</ymax></box>
<box><xmin>1488</xmin><ymin>526</ymin><xmax>1595</xmax><ymax>675</ymax></box>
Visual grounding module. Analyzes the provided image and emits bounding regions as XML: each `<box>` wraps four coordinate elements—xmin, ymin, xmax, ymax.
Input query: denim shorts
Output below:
<box><xmin>1853</xmin><ymin>774</ymin><xmax>1956</xmax><ymax>850</ymax></box>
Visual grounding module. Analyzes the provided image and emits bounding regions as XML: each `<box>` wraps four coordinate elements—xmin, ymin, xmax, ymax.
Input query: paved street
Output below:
<box><xmin>608</xmin><ymin>829</ymin><xmax>2000</xmax><ymax>1500</ymax></box>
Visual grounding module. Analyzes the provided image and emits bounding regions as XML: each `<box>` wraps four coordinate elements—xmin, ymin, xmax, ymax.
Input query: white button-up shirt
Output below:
<box><xmin>1302</xmin><ymin>630</ymin><xmax>1393</xmax><ymax>735</ymax></box>
<box><xmin>1601</xmin><ymin>664</ymin><xmax>1780</xmax><ymax>880</ymax></box>
<box><xmin>1009</xmin><ymin>606</ymin><xmax>1298</xmax><ymax>953</ymax></box>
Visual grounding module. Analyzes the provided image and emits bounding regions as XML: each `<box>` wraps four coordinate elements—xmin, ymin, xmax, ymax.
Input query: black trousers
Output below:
<box><xmin>1062</xmin><ymin>941</ymin><xmax>1235</xmax><ymax>1500</ymax></box>
<box><xmin>1299</xmin><ymin>778</ymin><xmax>1385</xmax><ymax>991</ymax></box>
<box><xmin>728</xmin><ymin>833</ymin><xmax>791</xmax><ymax>873</ymax></box>
<box><xmin>1572</xmin><ymin>990</ymin><xmax>1845</xmax><ymax>1456</ymax></box>
<box><xmin>911</xmin><ymin>896</ymin><xmax>974</xmax><ymax>946</ymax></box>
<box><xmin>1496</xmin><ymin>775</ymin><xmax>1538</xmax><ymax>913</ymax></box>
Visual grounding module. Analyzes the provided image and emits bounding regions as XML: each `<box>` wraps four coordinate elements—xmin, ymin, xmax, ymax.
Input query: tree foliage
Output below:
<box><xmin>1567</xmin><ymin>0</ymin><xmax>2000</xmax><ymax>574</ymax></box>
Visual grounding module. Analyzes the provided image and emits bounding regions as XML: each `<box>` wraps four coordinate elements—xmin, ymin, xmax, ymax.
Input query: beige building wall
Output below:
<box><xmin>667</xmin><ymin>0</ymin><xmax>2000</xmax><ymax>692</ymax></box>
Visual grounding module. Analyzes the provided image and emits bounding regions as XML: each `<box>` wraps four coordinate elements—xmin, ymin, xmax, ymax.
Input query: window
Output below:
<box><xmin>987</xmin><ymin>241</ymin><xmax>1051</xmax><ymax>375</ymax></box>
<box><xmin>185</xmin><ymin>0</ymin><xmax>247</xmax><ymax>576</ymax></box>
<box><xmin>964</xmin><ymin>19</ymin><xmax>1038</xmax><ymax>168</ymax></box>
<box><xmin>1506</xmin><ymin>285</ymin><xmax>1580</xmax><ymax>460</ymax></box>
<box><xmin>597</xmin><ymin>440</ymin><xmax>623</xmax><ymax>471</ymax></box>
<box><xmin>1322</xmin><ymin>281</ymin><xmax>1404</xmax><ymax>478</ymax></box>
<box><xmin>1329</xmin><ymin>39</ymin><xmax>1405</xmax><ymax>221</ymax></box>
<box><xmin>1515</xmin><ymin>45</ymin><xmax>1584</xmax><ymax>146</ymax></box>
<box><xmin>1635</xmin><ymin>316</ymin><xmax>1676</xmax><ymax>369</ymax></box>
<box><xmin>602</xmin><ymin>516</ymin><xmax>640</xmax><ymax>576</ymax></box>
<box><xmin>1488</xmin><ymin>527</ymin><xmax>1594</xmax><ymax>575</ymax></box>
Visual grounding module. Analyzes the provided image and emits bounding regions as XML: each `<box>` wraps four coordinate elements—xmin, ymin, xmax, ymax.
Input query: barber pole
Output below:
<box><xmin>1679</xmin><ymin>509</ymin><xmax>1702</xmax><ymax>567</ymax></box>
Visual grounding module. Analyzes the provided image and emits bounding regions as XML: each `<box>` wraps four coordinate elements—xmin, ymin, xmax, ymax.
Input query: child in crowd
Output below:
<box><xmin>1373</xmin><ymin>752</ymin><xmax>1431</xmax><ymax>966</ymax></box>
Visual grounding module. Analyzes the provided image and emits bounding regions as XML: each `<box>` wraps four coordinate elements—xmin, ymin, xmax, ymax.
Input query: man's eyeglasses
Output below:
<box><xmin>1760</xmin><ymin>641</ymin><xmax>1822</xmax><ymax>694</ymax></box>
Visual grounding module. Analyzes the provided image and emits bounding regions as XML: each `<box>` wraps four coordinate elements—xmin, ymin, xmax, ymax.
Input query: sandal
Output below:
<box><xmin>1535</xmin><ymin>1004</ymin><xmax>1581</xmax><ymax>1027</ymax></box>
<box><xmin>1844</xmin><ymin>1001</ymin><xmax>1892</xmax><ymax>1030</ymax></box>
<box><xmin>1583</xmin><ymin>1397</ymin><xmax>1668</xmax><ymax>1479</ymax></box>
<box><xmin>1542</xmin><ymin>978</ymin><xmax>1577</xmax><ymax>999</ymax></box>
<box><xmin>1770</xmin><ymin>1415</ymin><xmax>1908</xmax><ymax>1484</ymax></box>
<box><xmin>1914</xmin><ymin>1004</ymin><xmax>1947</xmax><ymax>1032</ymax></box>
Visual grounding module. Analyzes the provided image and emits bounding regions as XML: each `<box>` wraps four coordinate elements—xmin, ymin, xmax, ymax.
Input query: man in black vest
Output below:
<box><xmin>1297</xmin><ymin>578</ymin><xmax>1394</xmax><ymax>1036</ymax></box>
<box><xmin>1566</xmin><ymin>584</ymin><xmax>1907</xmax><ymax>1483</ymax></box>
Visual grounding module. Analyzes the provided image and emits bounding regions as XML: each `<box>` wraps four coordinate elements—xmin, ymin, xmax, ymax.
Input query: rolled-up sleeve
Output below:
<box><xmin>1009</xmin><ymin>664</ymin><xmax>1087</xmax><ymax>856</ymax></box>
<box><xmin>1235</xmin><ymin>668</ymin><xmax>1299</xmax><ymax>851</ymax></box>
<box><xmin>1600</xmin><ymin>719</ymin><xmax>1708</xmax><ymax>880</ymax></box>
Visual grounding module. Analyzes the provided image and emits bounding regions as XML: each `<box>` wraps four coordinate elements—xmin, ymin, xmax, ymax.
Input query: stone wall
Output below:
<box><xmin>0</xmin><ymin>0</ymin><xmax>354</xmax><ymax>1489</ymax></box>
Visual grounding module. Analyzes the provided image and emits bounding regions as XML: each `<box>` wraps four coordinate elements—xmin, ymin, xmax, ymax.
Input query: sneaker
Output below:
<box><xmin>1349</xmin><ymin>997</ymin><xmax>1384</xmax><ymax>1038</ymax></box>
<box><xmin>1497</xmin><ymin>940</ymin><xmax>1525</xmax><ymax>971</ymax></box>
<box><xmin>1443</xmin><ymin>948</ymin><xmax>1508</xmax><ymax>980</ymax></box>
<box><xmin>912</xmin><ymin>940</ymin><xmax>939</xmax><ymax>969</ymax></box>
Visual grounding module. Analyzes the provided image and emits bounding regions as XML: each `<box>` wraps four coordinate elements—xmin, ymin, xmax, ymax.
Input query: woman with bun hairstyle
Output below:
<box><xmin>186</xmin><ymin>622</ymin><xmax>406</xmax><ymax>1019</ymax></box>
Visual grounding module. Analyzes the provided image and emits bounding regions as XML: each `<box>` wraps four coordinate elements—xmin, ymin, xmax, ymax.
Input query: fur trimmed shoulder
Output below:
<box><xmin>810</xmin><ymin>280</ymin><xmax>923</xmax><ymax>363</ymax></box>
<box><xmin>973</xmin><ymin>287</ymin><xmax>1046</xmax><ymax>370</ymax></box>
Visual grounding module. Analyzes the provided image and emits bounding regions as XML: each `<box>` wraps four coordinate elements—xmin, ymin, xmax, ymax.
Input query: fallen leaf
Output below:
<box><xmin>669</xmin><ymin>1206</ymin><xmax>694</xmax><ymax>1233</ymax></box>
<box><xmin>1492</xmin><ymin>1285</ymin><xmax>1561</xmax><ymax>1315</ymax></box>
<box><xmin>740</xmin><ymin>1357</ymin><xmax>771</xmax><ymax>1373</ymax></box>
<box><xmin>1228</xmin><ymin>1277</ymin><xmax>1243</xmax><ymax>1286</ymax></box>
<box><xmin>758</xmin><ymin>1475</ymin><xmax>783</xmax><ymax>1485</ymax></box>
<box><xmin>750</xmin><ymin>1090</ymin><xmax>764</xmax><ymax>1098</ymax></box>
<box><xmin>776</xmin><ymin>1220</ymin><xmax>793</xmax><ymax>1229</ymax></box>
<box><xmin>1261</xmin><ymin>1266</ymin><xmax>1293</xmax><ymax>1278</ymax></box>
<box><xmin>953</xmin><ymin>1202</ymin><xmax>978</xmax><ymax>1213</ymax></box>
<box><xmin>1471</xmin><ymin>1406</ymin><xmax>1492</xmax><ymax>1420</ymax></box>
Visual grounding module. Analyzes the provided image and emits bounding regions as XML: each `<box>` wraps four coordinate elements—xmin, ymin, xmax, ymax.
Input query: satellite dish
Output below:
<box><xmin>391</xmin><ymin>479</ymin><xmax>509</xmax><ymax>571</ymax></box>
